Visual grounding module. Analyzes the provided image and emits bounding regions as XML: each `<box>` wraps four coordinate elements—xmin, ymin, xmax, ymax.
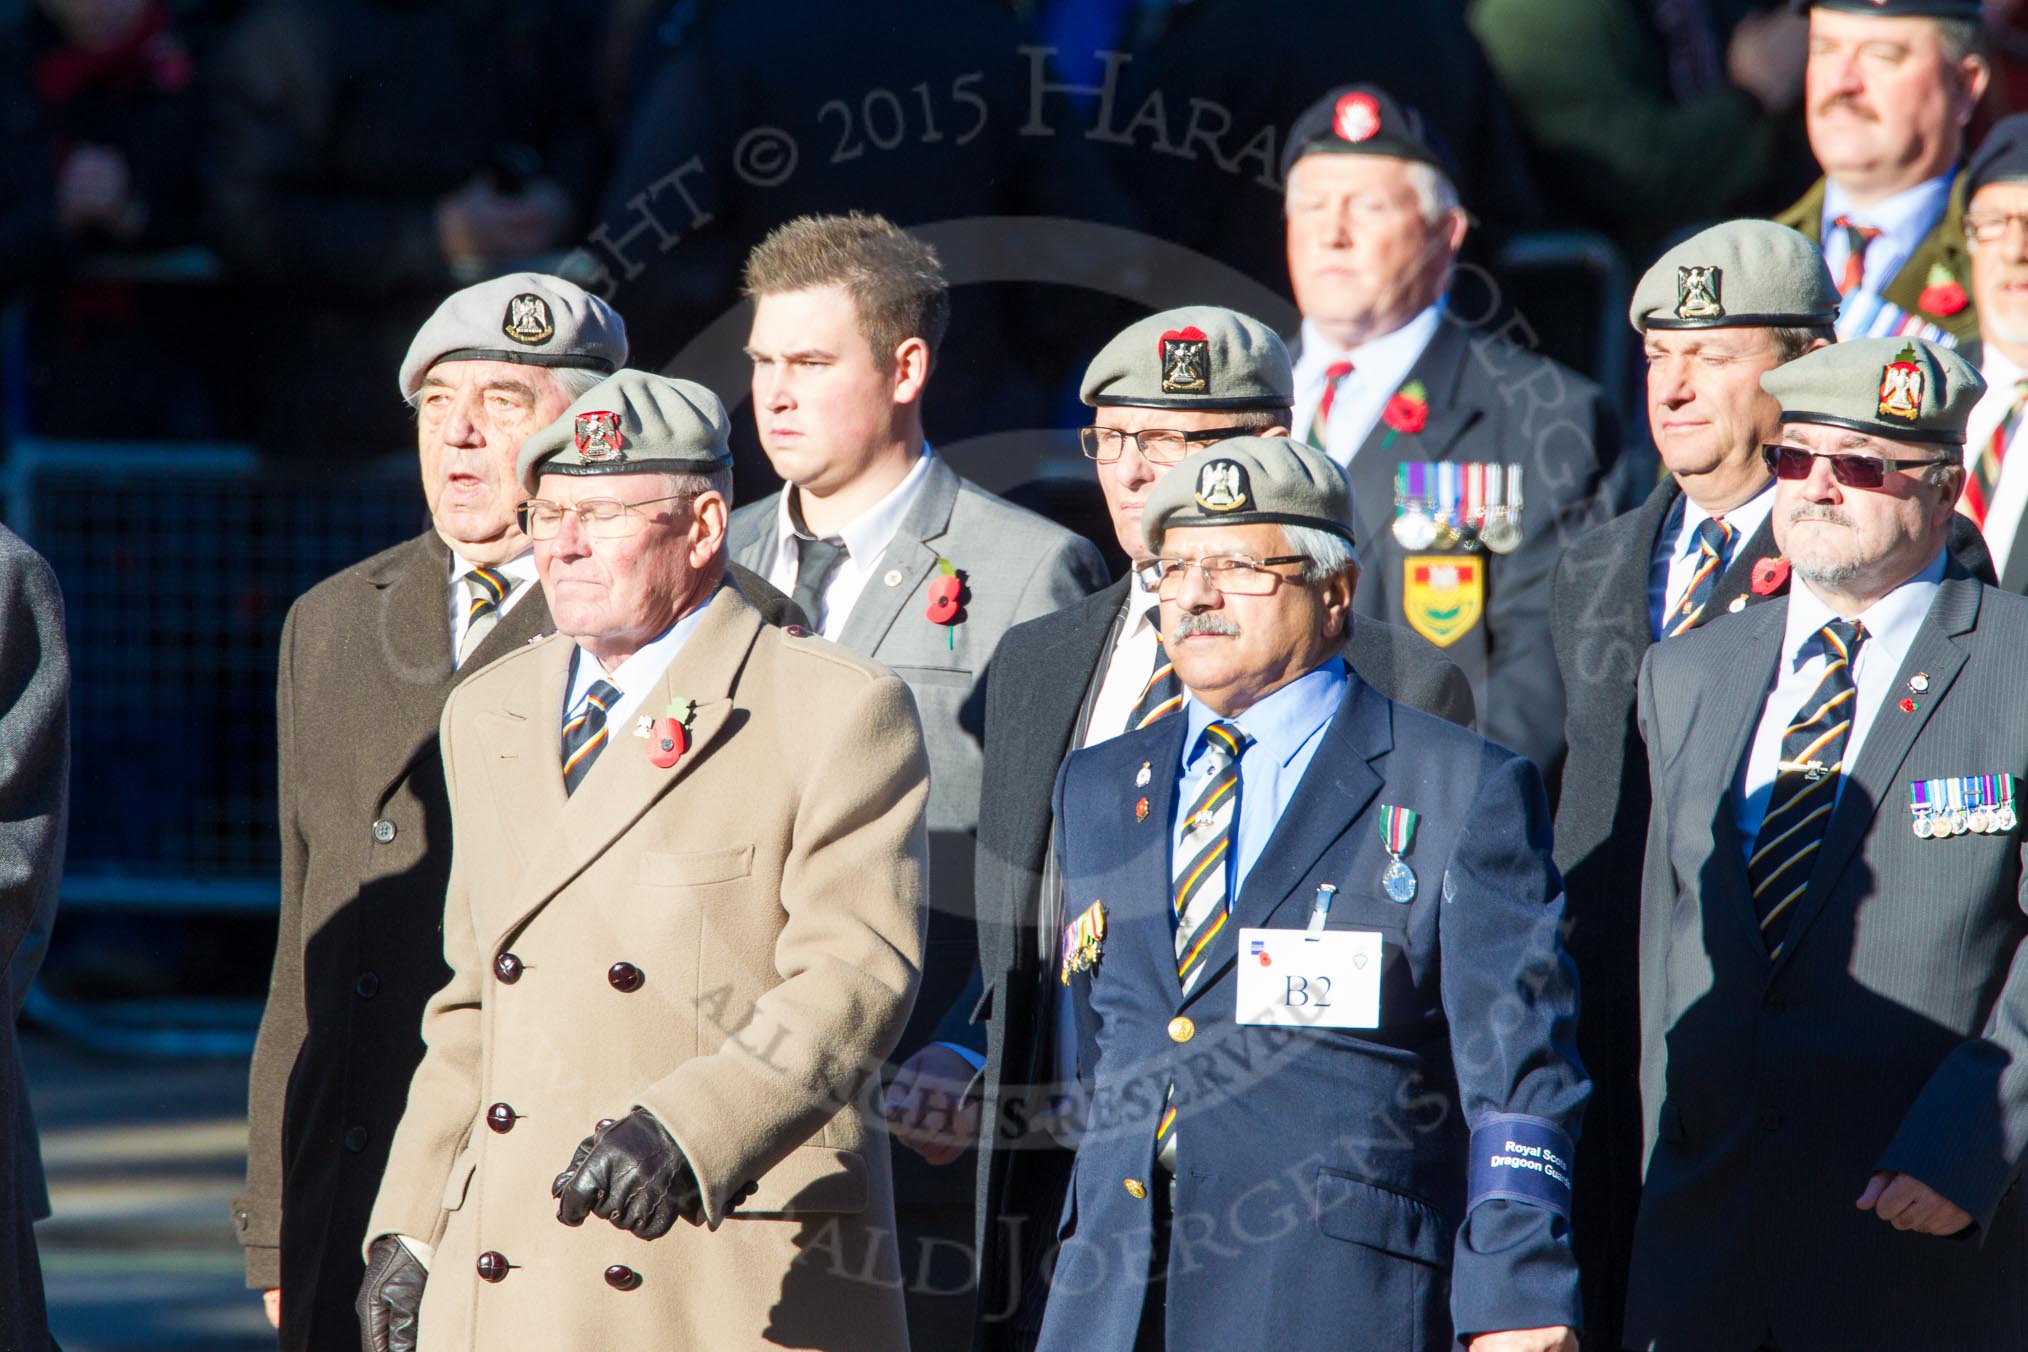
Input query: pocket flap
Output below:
<box><xmin>734</xmin><ymin>1145</ymin><xmax>868</xmax><ymax>1218</ymax></box>
<box><xmin>639</xmin><ymin>844</ymin><xmax>755</xmax><ymax>887</ymax></box>
<box><xmin>440</xmin><ymin>1148</ymin><xmax>478</xmax><ymax>1212</ymax></box>
<box><xmin>1313</xmin><ymin>1168</ymin><xmax>1450</xmax><ymax>1270</ymax></box>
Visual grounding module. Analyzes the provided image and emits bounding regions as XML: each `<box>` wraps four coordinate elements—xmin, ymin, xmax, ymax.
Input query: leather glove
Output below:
<box><xmin>551</xmin><ymin>1107</ymin><xmax>702</xmax><ymax>1239</ymax></box>
<box><xmin>356</xmin><ymin>1235</ymin><xmax>426</xmax><ymax>1352</ymax></box>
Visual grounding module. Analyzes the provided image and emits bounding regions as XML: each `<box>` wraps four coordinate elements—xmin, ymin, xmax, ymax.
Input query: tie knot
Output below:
<box><xmin>1198</xmin><ymin>720</ymin><xmax>1252</xmax><ymax>766</ymax></box>
<box><xmin>1821</xmin><ymin>619</ymin><xmax>1867</xmax><ymax>660</ymax></box>
<box><xmin>1832</xmin><ymin>214</ymin><xmax>1881</xmax><ymax>242</ymax></box>
<box><xmin>466</xmin><ymin>567</ymin><xmax>510</xmax><ymax>605</ymax></box>
<box><xmin>1323</xmin><ymin>360</ymin><xmax>1355</xmax><ymax>383</ymax></box>
<box><xmin>1142</xmin><ymin>603</ymin><xmax>1163</xmax><ymax>631</ymax></box>
<box><xmin>1694</xmin><ymin>517</ymin><xmax>1734</xmax><ymax>558</ymax></box>
<box><xmin>584</xmin><ymin>680</ymin><xmax>622</xmax><ymax>714</ymax></box>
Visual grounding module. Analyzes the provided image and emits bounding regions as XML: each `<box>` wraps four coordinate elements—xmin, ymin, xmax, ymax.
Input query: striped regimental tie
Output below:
<box><xmin>1747</xmin><ymin>619</ymin><xmax>1866</xmax><ymax>958</ymax></box>
<box><xmin>457</xmin><ymin>567</ymin><xmax>512</xmax><ymax>666</ymax></box>
<box><xmin>1155</xmin><ymin>719</ymin><xmax>1252</xmax><ymax>1164</ymax></box>
<box><xmin>1123</xmin><ymin>606</ymin><xmax>1184</xmax><ymax>732</ymax></box>
<box><xmin>1305</xmin><ymin>360</ymin><xmax>1355</xmax><ymax>451</ymax></box>
<box><xmin>1962</xmin><ymin>379</ymin><xmax>2028</xmax><ymax>530</ymax></box>
<box><xmin>1666</xmin><ymin>517</ymin><xmax>1736</xmax><ymax>637</ymax></box>
<box><xmin>561</xmin><ymin>679</ymin><xmax>622</xmax><ymax>796</ymax></box>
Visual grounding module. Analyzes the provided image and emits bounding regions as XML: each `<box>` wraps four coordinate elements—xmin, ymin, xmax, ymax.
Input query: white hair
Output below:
<box><xmin>404</xmin><ymin>361</ymin><xmax>610</xmax><ymax>411</ymax></box>
<box><xmin>1405</xmin><ymin>162</ymin><xmax>1461</xmax><ymax>227</ymax></box>
<box><xmin>1281</xmin><ymin>524</ymin><xmax>1360</xmax><ymax>581</ymax></box>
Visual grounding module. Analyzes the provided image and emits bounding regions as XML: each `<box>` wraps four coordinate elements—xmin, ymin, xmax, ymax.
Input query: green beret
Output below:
<box><xmin>1631</xmin><ymin>219</ymin><xmax>1840</xmax><ymax>332</ymax></box>
<box><xmin>400</xmin><ymin>272</ymin><xmax>626</xmax><ymax>398</ymax></box>
<box><xmin>1761</xmin><ymin>337</ymin><xmax>1986</xmax><ymax>446</ymax></box>
<box><xmin>1081</xmin><ymin>306</ymin><xmax>1294</xmax><ymax>412</ymax></box>
<box><xmin>518</xmin><ymin>368</ymin><xmax>733</xmax><ymax>492</ymax></box>
<box><xmin>1141</xmin><ymin>436</ymin><xmax>1356</xmax><ymax>554</ymax></box>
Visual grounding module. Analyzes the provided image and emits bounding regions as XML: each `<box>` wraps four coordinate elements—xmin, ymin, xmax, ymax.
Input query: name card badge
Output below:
<box><xmin>1234</xmin><ymin>926</ymin><xmax>1382</xmax><ymax>1029</ymax></box>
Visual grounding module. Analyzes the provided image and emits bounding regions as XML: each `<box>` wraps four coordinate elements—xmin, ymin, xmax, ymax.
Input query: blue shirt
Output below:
<box><xmin>1172</xmin><ymin>657</ymin><xmax>1348</xmax><ymax>904</ymax></box>
<box><xmin>1821</xmin><ymin>173</ymin><xmax>1954</xmax><ymax>341</ymax></box>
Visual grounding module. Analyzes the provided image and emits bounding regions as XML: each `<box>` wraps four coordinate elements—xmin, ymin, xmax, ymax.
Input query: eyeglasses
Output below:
<box><xmin>1136</xmin><ymin>553</ymin><xmax>1308</xmax><ymax>597</ymax></box>
<box><xmin>1079</xmin><ymin>426</ymin><xmax>1257</xmax><ymax>465</ymax></box>
<box><xmin>517</xmin><ymin>495</ymin><xmax>687</xmax><ymax>540</ymax></box>
<box><xmin>1963</xmin><ymin>210</ymin><xmax>2028</xmax><ymax>244</ymax></box>
<box><xmin>1760</xmin><ymin>444</ymin><xmax>1954</xmax><ymax>490</ymax></box>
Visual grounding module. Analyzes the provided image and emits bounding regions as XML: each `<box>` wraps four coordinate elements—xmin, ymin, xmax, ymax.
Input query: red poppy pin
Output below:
<box><xmin>925</xmin><ymin>557</ymin><xmax>966</xmax><ymax>648</ymax></box>
<box><xmin>1379</xmin><ymin>380</ymin><xmax>1429</xmax><ymax>450</ymax></box>
<box><xmin>642</xmin><ymin>696</ymin><xmax>697</xmax><ymax>769</ymax></box>
<box><xmin>1918</xmin><ymin>262</ymin><xmax>1969</xmax><ymax>318</ymax></box>
<box><xmin>1750</xmin><ymin>556</ymin><xmax>1790</xmax><ymax>596</ymax></box>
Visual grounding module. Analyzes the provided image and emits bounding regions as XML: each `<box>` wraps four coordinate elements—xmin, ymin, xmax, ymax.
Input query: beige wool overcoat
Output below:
<box><xmin>365</xmin><ymin>580</ymin><xmax>927</xmax><ymax>1350</ymax></box>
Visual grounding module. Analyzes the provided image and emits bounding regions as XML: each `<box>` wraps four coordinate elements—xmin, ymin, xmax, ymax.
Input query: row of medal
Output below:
<box><xmin>1909</xmin><ymin>774</ymin><xmax>2017</xmax><ymax>838</ymax></box>
<box><xmin>1392</xmin><ymin>461</ymin><xmax>1524</xmax><ymax>554</ymax></box>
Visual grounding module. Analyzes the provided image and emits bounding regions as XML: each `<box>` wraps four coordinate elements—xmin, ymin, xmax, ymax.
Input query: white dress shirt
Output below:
<box><xmin>447</xmin><ymin>548</ymin><xmax>540</xmax><ymax>664</ymax></box>
<box><xmin>1082</xmin><ymin>572</ymin><xmax>1165</xmax><ymax>748</ymax></box>
<box><xmin>561</xmin><ymin>590</ymin><xmax>716</xmax><ymax>735</ymax></box>
<box><xmin>1821</xmin><ymin>174</ymin><xmax>1953</xmax><ymax>341</ymax></box>
<box><xmin>762</xmin><ymin>446</ymin><xmax>935</xmax><ymax>639</ymax></box>
<box><xmin>1964</xmin><ymin>345</ymin><xmax>2028</xmax><ymax>578</ymax></box>
<box><xmin>1734</xmin><ymin>549</ymin><xmax>1945</xmax><ymax>853</ymax></box>
<box><xmin>1647</xmin><ymin>483</ymin><xmax>1776</xmax><ymax>639</ymax></box>
<box><xmin>1291</xmin><ymin>305</ymin><xmax>1445</xmax><ymax>469</ymax></box>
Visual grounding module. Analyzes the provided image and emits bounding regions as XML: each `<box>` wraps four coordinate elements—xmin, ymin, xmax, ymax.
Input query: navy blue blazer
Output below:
<box><xmin>1035</xmin><ymin>672</ymin><xmax>1588</xmax><ymax>1351</ymax></box>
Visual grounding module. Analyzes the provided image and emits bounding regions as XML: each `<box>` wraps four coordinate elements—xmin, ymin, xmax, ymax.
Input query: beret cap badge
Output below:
<box><xmin>1333</xmin><ymin>91</ymin><xmax>1382</xmax><ymax>143</ymax></box>
<box><xmin>1675</xmin><ymin>265</ymin><xmax>1723</xmax><ymax>321</ymax></box>
<box><xmin>1159</xmin><ymin>326</ymin><xmax>1211</xmax><ymax>395</ymax></box>
<box><xmin>502</xmin><ymin>293</ymin><xmax>556</xmax><ymax>346</ymax></box>
<box><xmin>1194</xmin><ymin>458</ymin><xmax>1251</xmax><ymax>512</ymax></box>
<box><xmin>1878</xmin><ymin>344</ymin><xmax>1925</xmax><ymax>422</ymax></box>
<box><xmin>574</xmin><ymin>410</ymin><xmax>626</xmax><ymax>462</ymax></box>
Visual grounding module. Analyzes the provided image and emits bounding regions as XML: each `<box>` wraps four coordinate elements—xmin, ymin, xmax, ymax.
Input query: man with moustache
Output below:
<box><xmin>1776</xmin><ymin>0</ymin><xmax>1989</xmax><ymax>346</ymax></box>
<box><xmin>1283</xmin><ymin>83</ymin><xmax>1619</xmax><ymax>775</ymax></box>
<box><xmin>1952</xmin><ymin>112</ymin><xmax>2028</xmax><ymax>587</ymax></box>
<box><xmin>236</xmin><ymin>275</ymin><xmax>796</xmax><ymax>1350</ymax></box>
<box><xmin>1630</xmin><ymin>337</ymin><xmax>2028</xmax><ymax>1350</ymax></box>
<box><xmin>1034</xmin><ymin>435</ymin><xmax>1585</xmax><ymax>1352</ymax></box>
<box><xmin>955</xmin><ymin>306</ymin><xmax>1473</xmax><ymax>1349</ymax></box>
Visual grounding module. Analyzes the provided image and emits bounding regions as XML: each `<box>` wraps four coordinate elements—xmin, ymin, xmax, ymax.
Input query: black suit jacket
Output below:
<box><xmin>969</xmin><ymin>576</ymin><xmax>1475</xmax><ymax>1345</ymax></box>
<box><xmin>1335</xmin><ymin>316</ymin><xmax>1621</xmax><ymax>775</ymax></box>
<box><xmin>1549</xmin><ymin>475</ymin><xmax>1995</xmax><ymax>1350</ymax></box>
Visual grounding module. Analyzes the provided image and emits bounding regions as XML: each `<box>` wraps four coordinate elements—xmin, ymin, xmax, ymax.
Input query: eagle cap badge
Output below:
<box><xmin>1194</xmin><ymin>458</ymin><xmax>1250</xmax><ymax>512</ymax></box>
<box><xmin>574</xmin><ymin>410</ymin><xmax>626</xmax><ymax>461</ymax></box>
<box><xmin>502</xmin><ymin>293</ymin><xmax>556</xmax><ymax>346</ymax></box>
<box><xmin>1878</xmin><ymin>343</ymin><xmax>1924</xmax><ymax>422</ymax></box>
<box><xmin>1675</xmin><ymin>265</ymin><xmax>1723</xmax><ymax>321</ymax></box>
<box><xmin>1159</xmin><ymin>326</ymin><xmax>1210</xmax><ymax>395</ymax></box>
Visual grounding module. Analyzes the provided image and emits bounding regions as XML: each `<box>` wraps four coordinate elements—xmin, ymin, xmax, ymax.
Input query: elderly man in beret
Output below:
<box><xmin>236</xmin><ymin>274</ymin><xmax>798</xmax><ymax>1350</ymax></box>
<box><xmin>1035</xmin><ymin>435</ymin><xmax>1585</xmax><ymax>1352</ymax></box>
<box><xmin>1631</xmin><ymin>337</ymin><xmax>2028</xmax><ymax>1349</ymax></box>
<box><xmin>1282</xmin><ymin>82</ymin><xmax>1620</xmax><ymax>776</ymax></box>
<box><xmin>357</xmin><ymin>369</ymin><xmax>925</xmax><ymax>1350</ymax></box>
<box><xmin>1956</xmin><ymin>111</ymin><xmax>2028</xmax><ymax>587</ymax></box>
<box><xmin>1775</xmin><ymin>0</ymin><xmax>1988</xmax><ymax>346</ymax></box>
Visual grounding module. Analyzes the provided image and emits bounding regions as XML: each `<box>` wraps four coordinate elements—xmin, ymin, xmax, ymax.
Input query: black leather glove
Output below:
<box><xmin>551</xmin><ymin>1107</ymin><xmax>702</xmax><ymax>1239</ymax></box>
<box><xmin>356</xmin><ymin>1235</ymin><xmax>426</xmax><ymax>1352</ymax></box>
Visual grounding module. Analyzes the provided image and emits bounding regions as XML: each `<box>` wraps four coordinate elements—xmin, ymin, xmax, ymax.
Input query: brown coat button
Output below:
<box><xmin>355</xmin><ymin>972</ymin><xmax>380</xmax><ymax>999</ymax></box>
<box><xmin>595</xmin><ymin>1118</ymin><xmax>617</xmax><ymax>1132</ymax></box>
<box><xmin>607</xmin><ymin>962</ymin><xmax>644</xmax><ymax>993</ymax></box>
<box><xmin>494</xmin><ymin>953</ymin><xmax>523</xmax><ymax>984</ymax></box>
<box><xmin>477</xmin><ymin>1251</ymin><xmax>510</xmax><ymax>1283</ymax></box>
<box><xmin>604</xmin><ymin>1265</ymin><xmax>642</xmax><ymax>1291</ymax></box>
<box><xmin>486</xmin><ymin>1103</ymin><xmax>518</xmax><ymax>1134</ymax></box>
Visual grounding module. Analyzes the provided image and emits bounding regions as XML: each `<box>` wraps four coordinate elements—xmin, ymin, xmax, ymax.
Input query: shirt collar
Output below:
<box><xmin>1676</xmin><ymin>482</ymin><xmax>1775</xmax><ymax>561</ymax></box>
<box><xmin>1180</xmin><ymin>656</ymin><xmax>1347</xmax><ymax>772</ymax></box>
<box><xmin>1296</xmin><ymin>303</ymin><xmax>1445</xmax><ymax>385</ymax></box>
<box><xmin>1822</xmin><ymin>173</ymin><xmax>1954</xmax><ymax>239</ymax></box>
<box><xmin>449</xmin><ymin>546</ymin><xmax>539</xmax><ymax>587</ymax></box>
<box><xmin>774</xmin><ymin>444</ymin><xmax>935</xmax><ymax>563</ymax></box>
<box><xmin>1781</xmin><ymin>547</ymin><xmax>1946</xmax><ymax>671</ymax></box>
<box><xmin>1985</xmin><ymin>344</ymin><xmax>2027</xmax><ymax>387</ymax></box>
<box><xmin>569</xmin><ymin>589</ymin><xmax>717</xmax><ymax>702</ymax></box>
<box><xmin>1126</xmin><ymin>569</ymin><xmax>1161</xmax><ymax>635</ymax></box>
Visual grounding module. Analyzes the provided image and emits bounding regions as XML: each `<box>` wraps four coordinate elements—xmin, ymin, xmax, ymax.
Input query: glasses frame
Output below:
<box><xmin>1760</xmin><ymin>443</ymin><xmax>1953</xmax><ymax>490</ymax></box>
<box><xmin>1137</xmin><ymin>552</ymin><xmax>1309</xmax><ymax>597</ymax></box>
<box><xmin>516</xmin><ymin>494</ymin><xmax>689</xmax><ymax>540</ymax></box>
<box><xmin>1963</xmin><ymin>210</ymin><xmax>2028</xmax><ymax>244</ymax></box>
<box><xmin>1079</xmin><ymin>425</ymin><xmax>1261</xmax><ymax>464</ymax></box>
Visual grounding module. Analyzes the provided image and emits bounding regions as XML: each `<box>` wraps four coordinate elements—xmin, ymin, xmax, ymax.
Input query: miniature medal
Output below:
<box><xmin>1378</xmin><ymin>804</ymin><xmax>1419</xmax><ymax>903</ymax></box>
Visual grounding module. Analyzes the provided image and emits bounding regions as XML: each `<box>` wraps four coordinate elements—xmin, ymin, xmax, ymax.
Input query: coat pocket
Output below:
<box><xmin>735</xmin><ymin>1145</ymin><xmax>869</xmax><ymax>1218</ymax></box>
<box><xmin>639</xmin><ymin>844</ymin><xmax>755</xmax><ymax>887</ymax></box>
<box><xmin>1313</xmin><ymin>1168</ymin><xmax>1450</xmax><ymax>1270</ymax></box>
<box><xmin>440</xmin><ymin>1145</ymin><xmax>479</xmax><ymax>1212</ymax></box>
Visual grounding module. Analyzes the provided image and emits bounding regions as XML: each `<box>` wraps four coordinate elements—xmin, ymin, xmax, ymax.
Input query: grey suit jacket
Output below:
<box><xmin>1630</xmin><ymin>569</ymin><xmax>2028</xmax><ymax>1350</ymax></box>
<box><xmin>729</xmin><ymin>456</ymin><xmax>1109</xmax><ymax>1058</ymax></box>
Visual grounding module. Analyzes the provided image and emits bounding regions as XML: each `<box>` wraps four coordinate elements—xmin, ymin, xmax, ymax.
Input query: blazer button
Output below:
<box><xmin>607</xmin><ymin>962</ymin><xmax>644</xmax><ymax>993</ymax></box>
<box><xmin>1167</xmin><ymin>1016</ymin><xmax>1195</xmax><ymax>1044</ymax></box>
<box><xmin>604</xmin><ymin>1264</ymin><xmax>643</xmax><ymax>1291</ymax></box>
<box><xmin>342</xmin><ymin>1125</ymin><xmax>368</xmax><ymax>1152</ymax></box>
<box><xmin>486</xmin><ymin>1103</ymin><xmax>519</xmax><ymax>1134</ymax></box>
<box><xmin>371</xmin><ymin>819</ymin><xmax>397</xmax><ymax>845</ymax></box>
<box><xmin>1123</xmin><ymin>1178</ymin><xmax>1147</xmax><ymax>1200</ymax></box>
<box><xmin>1763</xmin><ymin>992</ymin><xmax>1788</xmax><ymax>1015</ymax></box>
<box><xmin>494</xmin><ymin>953</ymin><xmax>524</xmax><ymax>984</ymax></box>
<box><xmin>355</xmin><ymin>972</ymin><xmax>380</xmax><ymax>999</ymax></box>
<box><xmin>476</xmin><ymin>1251</ymin><xmax>511</xmax><ymax>1283</ymax></box>
<box><xmin>1759</xmin><ymin>1108</ymin><xmax>1784</xmax><ymax>1133</ymax></box>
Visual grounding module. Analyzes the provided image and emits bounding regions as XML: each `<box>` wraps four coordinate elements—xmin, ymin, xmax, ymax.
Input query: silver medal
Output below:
<box><xmin>1382</xmin><ymin>856</ymin><xmax>1417</xmax><ymax>904</ymax></box>
<box><xmin>1479</xmin><ymin>508</ymin><xmax>1522</xmax><ymax>554</ymax></box>
<box><xmin>1913</xmin><ymin>812</ymin><xmax>1934</xmax><ymax>840</ymax></box>
<box><xmin>1969</xmin><ymin>806</ymin><xmax>1995</xmax><ymax>835</ymax></box>
<box><xmin>1393</xmin><ymin>509</ymin><xmax>1438</xmax><ymax>551</ymax></box>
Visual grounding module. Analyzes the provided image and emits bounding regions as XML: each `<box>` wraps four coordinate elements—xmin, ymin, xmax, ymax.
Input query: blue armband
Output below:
<box><xmin>1467</xmin><ymin>1113</ymin><xmax>1574</xmax><ymax>1218</ymax></box>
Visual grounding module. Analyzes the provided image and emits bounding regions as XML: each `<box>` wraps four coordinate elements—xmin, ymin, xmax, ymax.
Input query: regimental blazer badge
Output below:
<box><xmin>1160</xmin><ymin>325</ymin><xmax>1210</xmax><ymax>394</ymax></box>
<box><xmin>502</xmin><ymin>293</ymin><xmax>556</xmax><ymax>345</ymax></box>
<box><xmin>1878</xmin><ymin>343</ymin><xmax>1924</xmax><ymax>422</ymax></box>
<box><xmin>1675</xmin><ymin>265</ymin><xmax>1723</xmax><ymax>321</ymax></box>
<box><xmin>1402</xmin><ymin>554</ymin><xmax>1483</xmax><ymax>647</ymax></box>
<box><xmin>575</xmin><ymin>410</ymin><xmax>626</xmax><ymax>461</ymax></box>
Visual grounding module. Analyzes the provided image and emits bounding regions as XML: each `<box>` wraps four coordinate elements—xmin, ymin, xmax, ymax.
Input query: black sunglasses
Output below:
<box><xmin>1760</xmin><ymin>443</ymin><xmax>1953</xmax><ymax>490</ymax></box>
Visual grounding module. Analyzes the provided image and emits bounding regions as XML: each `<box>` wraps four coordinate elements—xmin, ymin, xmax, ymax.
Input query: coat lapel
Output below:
<box><xmin>1701</xmin><ymin>513</ymin><xmax>1782</xmax><ymax>623</ymax></box>
<box><xmin>1346</xmin><ymin>321</ymin><xmax>1481</xmax><ymax>555</ymax></box>
<box><xmin>359</xmin><ymin>536</ymin><xmax>460</xmax><ymax>805</ymax></box>
<box><xmin>1182</xmin><ymin>677</ymin><xmax>1389</xmax><ymax>1005</ymax></box>
<box><xmin>1130</xmin><ymin>714</ymin><xmax>1192</xmax><ymax>990</ymax></box>
<box><xmin>1693</xmin><ymin>603</ymin><xmax>1785</xmax><ymax>951</ymax></box>
<box><xmin>835</xmin><ymin>456</ymin><xmax>962</xmax><ymax>656</ymax></box>
<box><xmin>1775</xmin><ymin>577</ymin><xmax>1980</xmax><ymax>967</ymax></box>
<box><xmin>488</xmin><ymin>586</ymin><xmax>766</xmax><ymax>950</ymax></box>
